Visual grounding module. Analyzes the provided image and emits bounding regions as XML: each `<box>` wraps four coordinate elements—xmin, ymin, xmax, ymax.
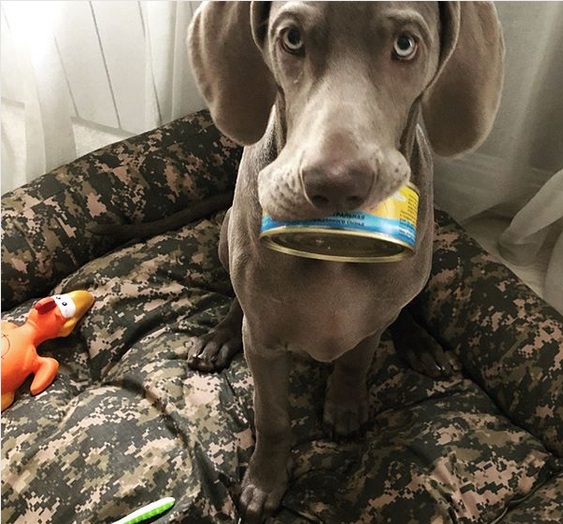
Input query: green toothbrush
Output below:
<box><xmin>112</xmin><ymin>497</ymin><xmax>176</xmax><ymax>524</ymax></box>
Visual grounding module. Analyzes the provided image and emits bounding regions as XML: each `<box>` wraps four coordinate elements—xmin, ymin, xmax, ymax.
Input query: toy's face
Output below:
<box><xmin>53</xmin><ymin>294</ymin><xmax>78</xmax><ymax>319</ymax></box>
<box><xmin>31</xmin><ymin>295</ymin><xmax>69</xmax><ymax>338</ymax></box>
<box><xmin>29</xmin><ymin>290</ymin><xmax>95</xmax><ymax>338</ymax></box>
<box><xmin>56</xmin><ymin>291</ymin><xmax>95</xmax><ymax>337</ymax></box>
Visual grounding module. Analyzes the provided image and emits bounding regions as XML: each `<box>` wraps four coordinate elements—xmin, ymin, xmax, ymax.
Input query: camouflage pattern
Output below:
<box><xmin>1</xmin><ymin>110</ymin><xmax>241</xmax><ymax>312</ymax></box>
<box><xmin>416</xmin><ymin>210</ymin><xmax>563</xmax><ymax>458</ymax></box>
<box><xmin>2</xmin><ymin>111</ymin><xmax>562</xmax><ymax>523</ymax></box>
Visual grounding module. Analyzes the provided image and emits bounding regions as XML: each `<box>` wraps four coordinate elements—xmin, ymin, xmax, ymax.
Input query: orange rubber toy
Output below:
<box><xmin>1</xmin><ymin>290</ymin><xmax>95</xmax><ymax>411</ymax></box>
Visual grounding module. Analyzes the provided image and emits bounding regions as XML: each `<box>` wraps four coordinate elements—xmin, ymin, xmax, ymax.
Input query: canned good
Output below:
<box><xmin>260</xmin><ymin>182</ymin><xmax>419</xmax><ymax>262</ymax></box>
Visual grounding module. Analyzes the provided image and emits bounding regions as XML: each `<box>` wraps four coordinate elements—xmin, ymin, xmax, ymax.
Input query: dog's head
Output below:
<box><xmin>189</xmin><ymin>1</ymin><xmax>504</xmax><ymax>220</ymax></box>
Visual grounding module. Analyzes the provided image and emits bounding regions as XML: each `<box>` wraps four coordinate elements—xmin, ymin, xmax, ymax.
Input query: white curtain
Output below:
<box><xmin>1</xmin><ymin>1</ymin><xmax>204</xmax><ymax>193</ymax></box>
<box><xmin>434</xmin><ymin>2</ymin><xmax>563</xmax><ymax>315</ymax></box>
<box><xmin>1</xmin><ymin>2</ymin><xmax>562</xmax><ymax>313</ymax></box>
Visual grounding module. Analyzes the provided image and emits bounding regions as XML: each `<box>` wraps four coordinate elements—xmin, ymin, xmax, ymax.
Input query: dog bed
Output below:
<box><xmin>2</xmin><ymin>110</ymin><xmax>562</xmax><ymax>524</ymax></box>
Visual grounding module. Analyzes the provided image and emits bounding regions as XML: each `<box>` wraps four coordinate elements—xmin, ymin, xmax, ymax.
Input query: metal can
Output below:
<box><xmin>260</xmin><ymin>182</ymin><xmax>419</xmax><ymax>262</ymax></box>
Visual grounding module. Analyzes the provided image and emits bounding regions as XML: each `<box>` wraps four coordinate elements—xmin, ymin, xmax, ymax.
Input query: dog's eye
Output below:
<box><xmin>280</xmin><ymin>26</ymin><xmax>304</xmax><ymax>55</ymax></box>
<box><xmin>393</xmin><ymin>33</ymin><xmax>418</xmax><ymax>60</ymax></box>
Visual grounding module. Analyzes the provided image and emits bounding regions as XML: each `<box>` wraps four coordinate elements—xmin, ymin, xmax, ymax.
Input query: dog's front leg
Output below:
<box><xmin>239</xmin><ymin>321</ymin><xmax>292</xmax><ymax>523</ymax></box>
<box><xmin>323</xmin><ymin>332</ymin><xmax>381</xmax><ymax>439</ymax></box>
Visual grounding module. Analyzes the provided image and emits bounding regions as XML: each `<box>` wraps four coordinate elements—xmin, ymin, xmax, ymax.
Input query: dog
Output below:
<box><xmin>186</xmin><ymin>2</ymin><xmax>504</xmax><ymax>522</ymax></box>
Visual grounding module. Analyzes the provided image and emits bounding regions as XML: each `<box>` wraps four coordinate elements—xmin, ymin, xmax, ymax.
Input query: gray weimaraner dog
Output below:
<box><xmin>187</xmin><ymin>2</ymin><xmax>504</xmax><ymax>522</ymax></box>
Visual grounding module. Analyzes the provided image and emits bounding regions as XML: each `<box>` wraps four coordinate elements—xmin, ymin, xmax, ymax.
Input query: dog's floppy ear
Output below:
<box><xmin>423</xmin><ymin>1</ymin><xmax>505</xmax><ymax>157</ymax></box>
<box><xmin>188</xmin><ymin>1</ymin><xmax>276</xmax><ymax>145</ymax></box>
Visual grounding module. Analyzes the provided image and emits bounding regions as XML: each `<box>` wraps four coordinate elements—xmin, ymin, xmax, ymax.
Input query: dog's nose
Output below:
<box><xmin>301</xmin><ymin>160</ymin><xmax>373</xmax><ymax>212</ymax></box>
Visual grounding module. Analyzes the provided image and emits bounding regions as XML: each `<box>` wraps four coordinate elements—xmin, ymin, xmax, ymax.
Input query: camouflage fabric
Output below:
<box><xmin>1</xmin><ymin>110</ymin><xmax>241</xmax><ymax>311</ymax></box>
<box><xmin>416</xmin><ymin>210</ymin><xmax>563</xmax><ymax>459</ymax></box>
<box><xmin>2</xmin><ymin>111</ymin><xmax>562</xmax><ymax>523</ymax></box>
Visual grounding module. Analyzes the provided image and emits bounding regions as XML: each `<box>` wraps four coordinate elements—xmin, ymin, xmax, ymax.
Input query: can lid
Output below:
<box><xmin>262</xmin><ymin>229</ymin><xmax>413</xmax><ymax>263</ymax></box>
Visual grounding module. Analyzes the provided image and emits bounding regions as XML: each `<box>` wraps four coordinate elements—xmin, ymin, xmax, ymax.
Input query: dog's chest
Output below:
<box><xmin>238</xmin><ymin>256</ymin><xmax>423</xmax><ymax>361</ymax></box>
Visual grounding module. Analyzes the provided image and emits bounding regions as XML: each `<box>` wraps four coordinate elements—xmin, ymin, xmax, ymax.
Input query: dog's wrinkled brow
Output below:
<box><xmin>271</xmin><ymin>1</ymin><xmax>323</xmax><ymax>32</ymax></box>
<box><xmin>384</xmin><ymin>10</ymin><xmax>434</xmax><ymax>46</ymax></box>
<box><xmin>270</xmin><ymin>3</ymin><xmax>436</xmax><ymax>48</ymax></box>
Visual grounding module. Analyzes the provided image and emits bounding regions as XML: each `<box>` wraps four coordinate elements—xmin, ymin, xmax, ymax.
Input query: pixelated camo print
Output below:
<box><xmin>2</xmin><ymin>112</ymin><xmax>562</xmax><ymax>523</ymax></box>
<box><xmin>416</xmin><ymin>209</ymin><xmax>563</xmax><ymax>458</ymax></box>
<box><xmin>1</xmin><ymin>110</ymin><xmax>241</xmax><ymax>311</ymax></box>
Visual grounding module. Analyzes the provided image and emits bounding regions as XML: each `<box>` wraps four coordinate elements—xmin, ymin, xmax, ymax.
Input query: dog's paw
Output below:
<box><xmin>322</xmin><ymin>391</ymin><xmax>368</xmax><ymax>440</ymax></box>
<box><xmin>400</xmin><ymin>344</ymin><xmax>452</xmax><ymax>379</ymax></box>
<box><xmin>187</xmin><ymin>327</ymin><xmax>242</xmax><ymax>372</ymax></box>
<box><xmin>239</xmin><ymin>460</ymin><xmax>291</xmax><ymax>524</ymax></box>
<box><xmin>238</xmin><ymin>442</ymin><xmax>291</xmax><ymax>523</ymax></box>
<box><xmin>395</xmin><ymin>331</ymin><xmax>452</xmax><ymax>379</ymax></box>
<box><xmin>239</xmin><ymin>481</ymin><xmax>286</xmax><ymax>524</ymax></box>
<box><xmin>391</xmin><ymin>309</ymin><xmax>452</xmax><ymax>379</ymax></box>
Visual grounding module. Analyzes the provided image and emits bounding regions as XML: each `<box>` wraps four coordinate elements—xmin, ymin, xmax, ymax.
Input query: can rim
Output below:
<box><xmin>260</xmin><ymin>225</ymin><xmax>414</xmax><ymax>249</ymax></box>
<box><xmin>259</xmin><ymin>181</ymin><xmax>419</xmax><ymax>263</ymax></box>
<box><xmin>260</xmin><ymin>229</ymin><xmax>414</xmax><ymax>263</ymax></box>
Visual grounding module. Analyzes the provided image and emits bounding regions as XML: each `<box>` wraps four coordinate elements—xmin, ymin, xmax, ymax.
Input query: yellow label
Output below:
<box><xmin>368</xmin><ymin>183</ymin><xmax>418</xmax><ymax>229</ymax></box>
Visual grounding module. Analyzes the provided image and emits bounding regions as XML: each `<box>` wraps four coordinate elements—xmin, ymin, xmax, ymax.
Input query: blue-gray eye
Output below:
<box><xmin>393</xmin><ymin>33</ymin><xmax>418</xmax><ymax>60</ymax></box>
<box><xmin>281</xmin><ymin>26</ymin><xmax>304</xmax><ymax>55</ymax></box>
